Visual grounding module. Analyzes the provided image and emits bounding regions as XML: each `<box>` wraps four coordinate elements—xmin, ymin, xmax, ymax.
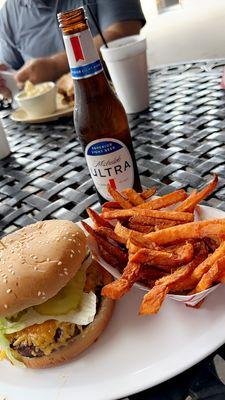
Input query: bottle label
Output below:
<box><xmin>85</xmin><ymin>138</ymin><xmax>134</xmax><ymax>200</ymax></box>
<box><xmin>63</xmin><ymin>29</ymin><xmax>103</xmax><ymax>79</ymax></box>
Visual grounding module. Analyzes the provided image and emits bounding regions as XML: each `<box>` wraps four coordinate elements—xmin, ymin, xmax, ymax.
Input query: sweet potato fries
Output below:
<box><xmin>82</xmin><ymin>175</ymin><xmax>225</xmax><ymax>315</ymax></box>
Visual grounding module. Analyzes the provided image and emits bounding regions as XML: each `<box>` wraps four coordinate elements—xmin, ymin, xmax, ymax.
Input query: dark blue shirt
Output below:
<box><xmin>0</xmin><ymin>0</ymin><xmax>145</xmax><ymax>70</ymax></box>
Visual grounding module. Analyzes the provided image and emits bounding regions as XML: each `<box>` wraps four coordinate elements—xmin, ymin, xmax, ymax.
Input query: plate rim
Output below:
<box><xmin>10</xmin><ymin>105</ymin><xmax>73</xmax><ymax>123</ymax></box>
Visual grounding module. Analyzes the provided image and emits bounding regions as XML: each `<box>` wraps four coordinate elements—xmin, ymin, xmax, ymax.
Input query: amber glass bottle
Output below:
<box><xmin>58</xmin><ymin>7</ymin><xmax>141</xmax><ymax>203</ymax></box>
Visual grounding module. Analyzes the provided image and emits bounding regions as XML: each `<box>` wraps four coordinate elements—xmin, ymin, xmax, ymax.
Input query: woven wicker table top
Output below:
<box><xmin>1</xmin><ymin>59</ymin><xmax>225</xmax><ymax>399</ymax></box>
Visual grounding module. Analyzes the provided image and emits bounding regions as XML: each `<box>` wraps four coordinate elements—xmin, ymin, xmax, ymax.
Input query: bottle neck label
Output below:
<box><xmin>63</xmin><ymin>28</ymin><xmax>103</xmax><ymax>79</ymax></box>
<box><xmin>85</xmin><ymin>138</ymin><xmax>134</xmax><ymax>200</ymax></box>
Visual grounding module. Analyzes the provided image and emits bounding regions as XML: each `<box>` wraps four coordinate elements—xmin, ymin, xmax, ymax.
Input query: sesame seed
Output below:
<box><xmin>46</xmin><ymin>258</ymin><xmax>50</xmax><ymax>262</ymax></box>
<box><xmin>71</xmin><ymin>249</ymin><xmax>75</xmax><ymax>254</ymax></box>
<box><xmin>59</xmin><ymin>273</ymin><xmax>64</xmax><ymax>277</ymax></box>
<box><xmin>78</xmin><ymin>250</ymin><xmax>81</xmax><ymax>253</ymax></box>
<box><xmin>42</xmin><ymin>296</ymin><xmax>46</xmax><ymax>300</ymax></box>
<box><xmin>3</xmin><ymin>279</ymin><xmax>8</xmax><ymax>284</ymax></box>
<box><xmin>72</xmin><ymin>240</ymin><xmax>76</xmax><ymax>243</ymax></box>
<box><xmin>42</xmin><ymin>292</ymin><xmax>46</xmax><ymax>296</ymax></box>
<box><xmin>34</xmin><ymin>266</ymin><xmax>38</xmax><ymax>271</ymax></box>
<box><xmin>70</xmin><ymin>254</ymin><xmax>73</xmax><ymax>258</ymax></box>
<box><xmin>33</xmin><ymin>256</ymin><xmax>38</xmax><ymax>260</ymax></box>
<box><xmin>64</xmin><ymin>268</ymin><xmax>68</xmax><ymax>271</ymax></box>
<box><xmin>38</xmin><ymin>291</ymin><xmax>42</xmax><ymax>297</ymax></box>
<box><xmin>4</xmin><ymin>304</ymin><xmax>7</xmax><ymax>309</ymax></box>
<box><xmin>56</xmin><ymin>238</ymin><xmax>60</xmax><ymax>242</ymax></box>
<box><xmin>6</xmin><ymin>289</ymin><xmax>11</xmax><ymax>294</ymax></box>
<box><xmin>68</xmin><ymin>238</ymin><xmax>72</xmax><ymax>242</ymax></box>
<box><xmin>72</xmin><ymin>234</ymin><xmax>76</xmax><ymax>237</ymax></box>
<box><xmin>64</xmin><ymin>271</ymin><xmax>68</xmax><ymax>275</ymax></box>
<box><xmin>11</xmin><ymin>271</ymin><xmax>15</xmax><ymax>275</ymax></box>
<box><xmin>57</xmin><ymin>261</ymin><xmax>62</xmax><ymax>266</ymax></box>
<box><xmin>63</xmin><ymin>237</ymin><xmax>67</xmax><ymax>240</ymax></box>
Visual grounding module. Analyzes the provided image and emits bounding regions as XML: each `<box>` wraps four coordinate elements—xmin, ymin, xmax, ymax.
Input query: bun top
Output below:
<box><xmin>0</xmin><ymin>220</ymin><xmax>87</xmax><ymax>317</ymax></box>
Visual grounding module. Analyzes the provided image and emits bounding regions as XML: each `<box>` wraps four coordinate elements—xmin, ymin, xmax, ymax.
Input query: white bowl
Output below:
<box><xmin>15</xmin><ymin>82</ymin><xmax>57</xmax><ymax>117</ymax></box>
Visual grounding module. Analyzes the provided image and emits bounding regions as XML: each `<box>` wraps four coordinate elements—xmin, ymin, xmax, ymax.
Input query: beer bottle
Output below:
<box><xmin>58</xmin><ymin>7</ymin><xmax>141</xmax><ymax>203</ymax></box>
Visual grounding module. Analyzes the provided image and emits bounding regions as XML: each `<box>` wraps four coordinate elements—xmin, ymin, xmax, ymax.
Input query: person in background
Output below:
<box><xmin>0</xmin><ymin>0</ymin><xmax>145</xmax><ymax>91</ymax></box>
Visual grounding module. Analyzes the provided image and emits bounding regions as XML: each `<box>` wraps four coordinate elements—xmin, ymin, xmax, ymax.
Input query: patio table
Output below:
<box><xmin>1</xmin><ymin>59</ymin><xmax>225</xmax><ymax>399</ymax></box>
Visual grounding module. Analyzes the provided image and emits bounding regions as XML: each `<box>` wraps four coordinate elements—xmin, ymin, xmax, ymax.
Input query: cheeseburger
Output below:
<box><xmin>0</xmin><ymin>220</ymin><xmax>114</xmax><ymax>368</ymax></box>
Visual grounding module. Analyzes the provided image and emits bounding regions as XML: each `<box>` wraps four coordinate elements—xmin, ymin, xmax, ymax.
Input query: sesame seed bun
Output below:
<box><xmin>0</xmin><ymin>220</ymin><xmax>87</xmax><ymax>317</ymax></box>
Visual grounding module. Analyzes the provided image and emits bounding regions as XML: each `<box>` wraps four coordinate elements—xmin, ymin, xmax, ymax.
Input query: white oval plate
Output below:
<box><xmin>10</xmin><ymin>94</ymin><xmax>73</xmax><ymax>124</ymax></box>
<box><xmin>1</xmin><ymin>205</ymin><xmax>225</xmax><ymax>400</ymax></box>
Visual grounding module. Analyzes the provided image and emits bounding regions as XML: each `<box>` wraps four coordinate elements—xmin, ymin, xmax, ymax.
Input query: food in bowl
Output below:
<box><xmin>0</xmin><ymin>220</ymin><xmax>114</xmax><ymax>368</ymax></box>
<box><xmin>15</xmin><ymin>80</ymin><xmax>57</xmax><ymax>117</ymax></box>
<box><xmin>20</xmin><ymin>81</ymin><xmax>54</xmax><ymax>99</ymax></box>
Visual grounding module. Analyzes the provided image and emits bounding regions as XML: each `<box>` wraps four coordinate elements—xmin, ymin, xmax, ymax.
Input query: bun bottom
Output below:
<box><xmin>18</xmin><ymin>297</ymin><xmax>114</xmax><ymax>369</ymax></box>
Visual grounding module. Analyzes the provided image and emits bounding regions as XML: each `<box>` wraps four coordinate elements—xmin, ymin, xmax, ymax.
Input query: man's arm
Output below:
<box><xmin>16</xmin><ymin>20</ymin><xmax>141</xmax><ymax>85</ymax></box>
<box><xmin>15</xmin><ymin>53</ymin><xmax>69</xmax><ymax>86</ymax></box>
<box><xmin>16</xmin><ymin>0</ymin><xmax>145</xmax><ymax>85</ymax></box>
<box><xmin>94</xmin><ymin>20</ymin><xmax>142</xmax><ymax>52</ymax></box>
<box><xmin>0</xmin><ymin>2</ymin><xmax>24</xmax><ymax>70</ymax></box>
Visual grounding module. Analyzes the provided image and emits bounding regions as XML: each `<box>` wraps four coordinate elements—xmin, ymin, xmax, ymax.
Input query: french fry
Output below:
<box><xmin>129</xmin><ymin>215</ymin><xmax>180</xmax><ymax>228</ymax></box>
<box><xmin>114</xmin><ymin>222</ymin><xmax>134</xmax><ymax>243</ymax></box>
<box><xmin>139</xmin><ymin>285</ymin><xmax>169</xmax><ymax>315</ymax></box>
<box><xmin>95</xmin><ymin>226</ymin><xmax>125</xmax><ymax>245</ymax></box>
<box><xmin>191</xmin><ymin>241</ymin><xmax>225</xmax><ymax>281</ymax></box>
<box><xmin>155</xmin><ymin>221</ymin><xmax>181</xmax><ymax>230</ymax></box>
<box><xmin>103</xmin><ymin>209</ymin><xmax>194</xmax><ymax>222</ymax></box>
<box><xmin>174</xmin><ymin>190</ymin><xmax>197</xmax><ymax>212</ymax></box>
<box><xmin>82</xmin><ymin>221</ymin><xmax>128</xmax><ymax>265</ymax></box>
<box><xmin>129</xmin><ymin>231</ymin><xmax>161</xmax><ymax>250</ymax></box>
<box><xmin>87</xmin><ymin>208</ymin><xmax>112</xmax><ymax>229</ymax></box>
<box><xmin>102</xmin><ymin>262</ymin><xmax>141</xmax><ymax>299</ymax></box>
<box><xmin>122</xmin><ymin>188</ymin><xmax>144</xmax><ymax>205</ymax></box>
<box><xmin>139</xmin><ymin>265</ymin><xmax>166</xmax><ymax>282</ymax></box>
<box><xmin>140</xmin><ymin>256</ymin><xmax>201</xmax><ymax>314</ymax></box>
<box><xmin>107</xmin><ymin>184</ymin><xmax>133</xmax><ymax>209</ymax></box>
<box><xmin>102</xmin><ymin>201</ymin><xmax>121</xmax><ymax>209</ymax></box>
<box><xmin>136</xmin><ymin>189</ymin><xmax>187</xmax><ymax>210</ymax></box>
<box><xmin>141</xmin><ymin>187</ymin><xmax>157</xmax><ymax>200</ymax></box>
<box><xmin>159</xmin><ymin>242</ymin><xmax>209</xmax><ymax>292</ymax></box>
<box><xmin>144</xmin><ymin>220</ymin><xmax>225</xmax><ymax>245</ymax></box>
<box><xmin>98</xmin><ymin>244</ymin><xmax>121</xmax><ymax>271</ymax></box>
<box><xmin>175</xmin><ymin>175</ymin><xmax>218</xmax><ymax>212</ymax></box>
<box><xmin>102</xmin><ymin>201</ymin><xmax>121</xmax><ymax>213</ymax></box>
<box><xmin>191</xmin><ymin>255</ymin><xmax>225</xmax><ymax>294</ymax></box>
<box><xmin>126</xmin><ymin>238</ymin><xmax>142</xmax><ymax>255</ymax></box>
<box><xmin>130</xmin><ymin>242</ymin><xmax>194</xmax><ymax>268</ymax></box>
<box><xmin>127</xmin><ymin>221</ymin><xmax>155</xmax><ymax>233</ymax></box>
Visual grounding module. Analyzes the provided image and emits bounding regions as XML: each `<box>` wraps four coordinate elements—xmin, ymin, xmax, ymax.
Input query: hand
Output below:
<box><xmin>15</xmin><ymin>57</ymin><xmax>58</xmax><ymax>87</ymax></box>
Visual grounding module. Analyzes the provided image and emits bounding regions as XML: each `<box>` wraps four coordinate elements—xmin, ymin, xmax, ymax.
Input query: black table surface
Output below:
<box><xmin>1</xmin><ymin>59</ymin><xmax>225</xmax><ymax>399</ymax></box>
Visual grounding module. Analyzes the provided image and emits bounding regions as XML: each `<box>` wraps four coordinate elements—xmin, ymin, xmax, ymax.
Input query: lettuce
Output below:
<box><xmin>0</xmin><ymin>292</ymin><xmax>96</xmax><ymax>335</ymax></box>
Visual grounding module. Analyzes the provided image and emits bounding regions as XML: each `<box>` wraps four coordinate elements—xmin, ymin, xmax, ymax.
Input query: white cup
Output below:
<box><xmin>0</xmin><ymin>120</ymin><xmax>10</xmax><ymax>159</ymax></box>
<box><xmin>100</xmin><ymin>35</ymin><xmax>149</xmax><ymax>114</ymax></box>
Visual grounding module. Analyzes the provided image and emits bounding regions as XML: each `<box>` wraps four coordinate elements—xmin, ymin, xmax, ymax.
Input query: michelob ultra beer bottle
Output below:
<box><xmin>58</xmin><ymin>7</ymin><xmax>141</xmax><ymax>202</ymax></box>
